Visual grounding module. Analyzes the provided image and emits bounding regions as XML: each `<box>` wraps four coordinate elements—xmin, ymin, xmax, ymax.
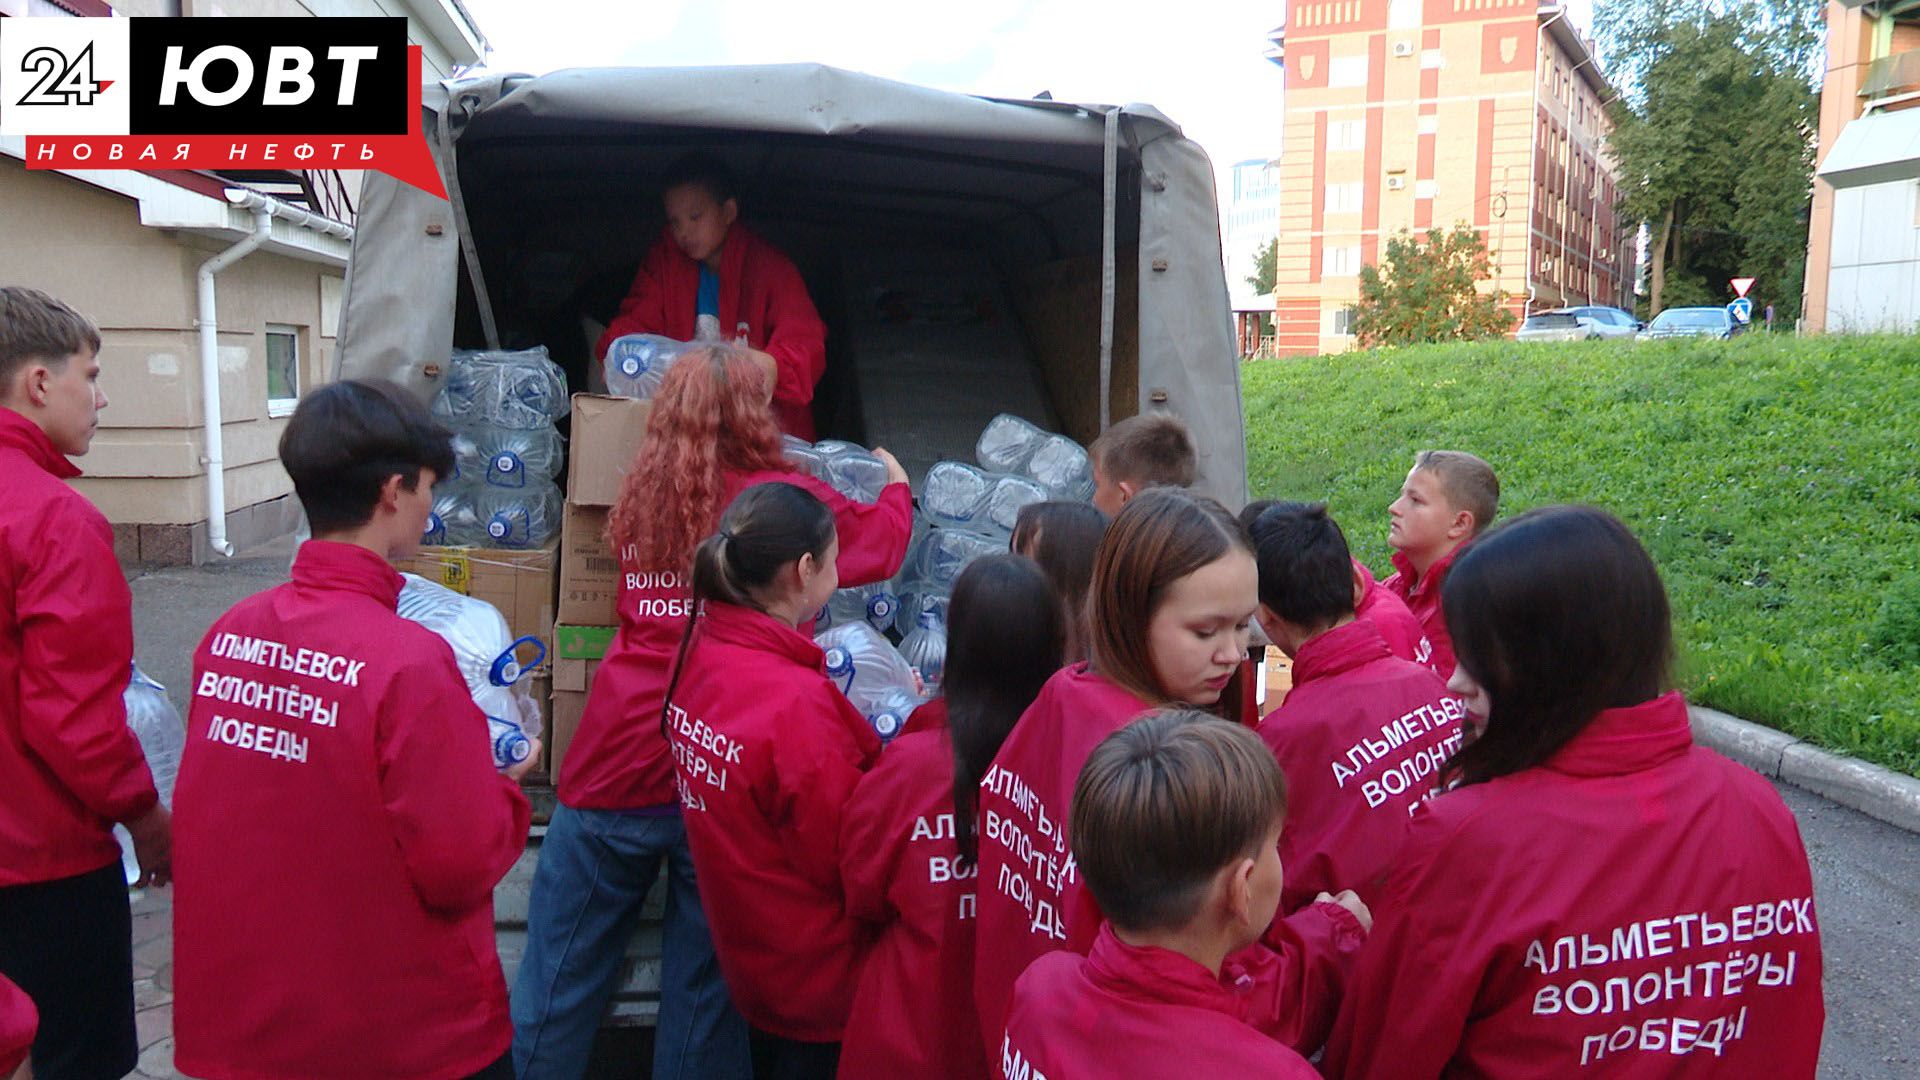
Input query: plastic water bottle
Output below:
<box><xmin>922</xmin><ymin>461</ymin><xmax>993</xmax><ymax>528</ymax></box>
<box><xmin>866</xmin><ymin>686</ymin><xmax>922</xmax><ymax>742</ymax></box>
<box><xmin>976</xmin><ymin>413</ymin><xmax>1049</xmax><ymax>473</ymax></box>
<box><xmin>898</xmin><ymin>608</ymin><xmax>948</xmax><ymax>696</ymax></box>
<box><xmin>825</xmin><ymin>450</ymin><xmax>889</xmax><ymax>504</ymax></box>
<box><xmin>909</xmin><ymin>527</ymin><xmax>1002</xmax><ymax>587</ymax></box>
<box><xmin>466</xmin><ymin>424</ymin><xmax>564</xmax><ymax>489</ymax></box>
<box><xmin>816</xmin><ymin>622</ymin><xmax>920</xmax><ymax>723</ymax></box>
<box><xmin>473</xmin><ymin>481</ymin><xmax>563</xmax><ymax>548</ymax></box>
<box><xmin>445</xmin><ymin>433</ymin><xmax>483</xmax><ymax>487</ymax></box>
<box><xmin>487</xmin><ymin>715</ymin><xmax>534</xmax><ymax>769</ymax></box>
<box><xmin>1027</xmin><ymin>434</ymin><xmax>1095</xmax><ymax>501</ymax></box>
<box><xmin>397</xmin><ymin>575</ymin><xmax>547</xmax><ymax>770</ymax></box>
<box><xmin>986</xmin><ymin>474</ymin><xmax>1049</xmax><ymax>535</ymax></box>
<box><xmin>424</xmin><ymin>484</ymin><xmax>483</xmax><ymax>547</ymax></box>
<box><xmin>117</xmin><ymin>664</ymin><xmax>184</xmax><ymax>885</ymax></box>
<box><xmin>604</xmin><ymin>334</ymin><xmax>693</xmax><ymax>400</ymax></box>
<box><xmin>438</xmin><ymin>347</ymin><xmax>569</xmax><ymax>429</ymax></box>
<box><xmin>829</xmin><ymin>582</ymin><xmax>900</xmax><ymax>634</ymax></box>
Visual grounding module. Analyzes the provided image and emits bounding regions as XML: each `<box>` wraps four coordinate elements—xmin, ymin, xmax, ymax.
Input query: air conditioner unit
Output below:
<box><xmin>1392</xmin><ymin>40</ymin><xmax>1415</xmax><ymax>57</ymax></box>
<box><xmin>1385</xmin><ymin>175</ymin><xmax>1407</xmax><ymax>190</ymax></box>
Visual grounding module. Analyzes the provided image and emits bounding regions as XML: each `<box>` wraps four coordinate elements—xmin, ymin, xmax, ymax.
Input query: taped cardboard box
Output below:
<box><xmin>549</xmin><ymin>624</ymin><xmax>615</xmax><ymax>786</ymax></box>
<box><xmin>568</xmin><ymin>394</ymin><xmax>653</xmax><ymax>507</ymax></box>
<box><xmin>558</xmin><ymin>502</ymin><xmax>620</xmax><ymax>626</ymax></box>
<box><xmin>393</xmin><ymin>539</ymin><xmax>559</xmax><ymax>660</ymax></box>
<box><xmin>1260</xmin><ymin>645</ymin><xmax>1294</xmax><ymax>717</ymax></box>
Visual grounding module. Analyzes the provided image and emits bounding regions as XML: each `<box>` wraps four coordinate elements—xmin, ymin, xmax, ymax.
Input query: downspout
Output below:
<box><xmin>196</xmin><ymin>202</ymin><xmax>274</xmax><ymax>558</ymax></box>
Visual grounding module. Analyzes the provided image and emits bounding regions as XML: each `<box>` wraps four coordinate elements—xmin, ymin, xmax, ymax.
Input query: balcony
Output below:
<box><xmin>1861</xmin><ymin>48</ymin><xmax>1920</xmax><ymax>98</ymax></box>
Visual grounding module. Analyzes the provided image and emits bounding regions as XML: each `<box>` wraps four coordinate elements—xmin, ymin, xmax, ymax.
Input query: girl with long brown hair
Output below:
<box><xmin>511</xmin><ymin>346</ymin><xmax>910</xmax><ymax>1080</ymax></box>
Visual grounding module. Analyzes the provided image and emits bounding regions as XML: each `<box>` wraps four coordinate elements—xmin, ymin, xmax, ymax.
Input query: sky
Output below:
<box><xmin>456</xmin><ymin>0</ymin><xmax>1593</xmax><ymax>211</ymax></box>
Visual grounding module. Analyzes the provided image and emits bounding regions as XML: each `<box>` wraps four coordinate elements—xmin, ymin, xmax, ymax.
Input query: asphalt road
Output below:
<box><xmin>124</xmin><ymin>549</ymin><xmax>1920</xmax><ymax>1079</ymax></box>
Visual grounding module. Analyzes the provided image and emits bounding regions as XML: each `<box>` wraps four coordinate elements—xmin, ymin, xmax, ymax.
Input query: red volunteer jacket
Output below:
<box><xmin>1323</xmin><ymin>692</ymin><xmax>1825</xmax><ymax>1079</ymax></box>
<box><xmin>973</xmin><ymin>665</ymin><xmax>1363</xmax><ymax>1059</ymax></box>
<box><xmin>596</xmin><ymin>225</ymin><xmax>827</xmax><ymax>438</ymax></box>
<box><xmin>0</xmin><ymin>971</ymin><xmax>34</xmax><ymax>1077</ymax></box>
<box><xmin>838</xmin><ymin>703</ymin><xmax>989</xmax><ymax>1080</ymax></box>
<box><xmin>1001</xmin><ymin>924</ymin><xmax>1321</xmax><ymax>1080</ymax></box>
<box><xmin>1259</xmin><ymin>618</ymin><xmax>1462</xmax><ymax>913</ymax></box>
<box><xmin>562</xmin><ymin>470</ymin><xmax>909</xmax><ymax>810</ymax></box>
<box><xmin>1382</xmin><ymin>547</ymin><xmax>1459</xmax><ymax>678</ymax></box>
<box><xmin>0</xmin><ymin>406</ymin><xmax>155</xmax><ymax>888</ymax></box>
<box><xmin>669</xmin><ymin>602</ymin><xmax>883</xmax><ymax>1041</ymax></box>
<box><xmin>172</xmin><ymin>542</ymin><xmax>531</xmax><ymax>1080</ymax></box>
<box><xmin>1352</xmin><ymin>557</ymin><xmax>1430</xmax><ymax>665</ymax></box>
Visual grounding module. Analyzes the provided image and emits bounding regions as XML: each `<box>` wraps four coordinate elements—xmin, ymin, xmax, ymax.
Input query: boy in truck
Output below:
<box><xmin>595</xmin><ymin>153</ymin><xmax>829</xmax><ymax>439</ymax></box>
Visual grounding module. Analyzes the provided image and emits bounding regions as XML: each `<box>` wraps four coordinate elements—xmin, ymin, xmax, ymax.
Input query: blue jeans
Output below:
<box><xmin>511</xmin><ymin>805</ymin><xmax>750</xmax><ymax>1080</ymax></box>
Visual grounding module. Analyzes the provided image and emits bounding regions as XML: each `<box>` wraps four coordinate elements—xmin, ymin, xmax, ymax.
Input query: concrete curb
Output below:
<box><xmin>1688</xmin><ymin>706</ymin><xmax>1920</xmax><ymax>835</ymax></box>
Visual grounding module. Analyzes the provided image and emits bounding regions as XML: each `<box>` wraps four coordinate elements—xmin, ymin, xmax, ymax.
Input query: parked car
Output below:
<box><xmin>1562</xmin><ymin>305</ymin><xmax>1642</xmax><ymax>339</ymax></box>
<box><xmin>1515</xmin><ymin>311</ymin><xmax>1594</xmax><ymax>342</ymax></box>
<box><xmin>1639</xmin><ymin>306</ymin><xmax>1742</xmax><ymax>340</ymax></box>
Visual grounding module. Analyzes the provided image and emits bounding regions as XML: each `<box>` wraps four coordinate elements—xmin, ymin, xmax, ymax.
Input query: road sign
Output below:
<box><xmin>1729</xmin><ymin>297</ymin><xmax>1754</xmax><ymax>323</ymax></box>
<box><xmin>1731</xmin><ymin>277</ymin><xmax>1756</xmax><ymax>298</ymax></box>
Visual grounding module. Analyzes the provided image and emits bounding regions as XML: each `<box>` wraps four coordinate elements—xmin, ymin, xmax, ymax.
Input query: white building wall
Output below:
<box><xmin>1828</xmin><ymin>179</ymin><xmax>1920</xmax><ymax>332</ymax></box>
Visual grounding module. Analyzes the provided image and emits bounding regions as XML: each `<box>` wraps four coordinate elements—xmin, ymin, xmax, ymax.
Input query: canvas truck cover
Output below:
<box><xmin>335</xmin><ymin>64</ymin><xmax>1247</xmax><ymax>504</ymax></box>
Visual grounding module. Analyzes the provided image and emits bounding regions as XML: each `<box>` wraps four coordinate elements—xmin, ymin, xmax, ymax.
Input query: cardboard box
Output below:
<box><xmin>549</xmin><ymin>624</ymin><xmax>616</xmax><ymax>785</ymax></box>
<box><xmin>567</xmin><ymin>394</ymin><xmax>653</xmax><ymax>507</ymax></box>
<box><xmin>1259</xmin><ymin>645</ymin><xmax>1294</xmax><ymax>717</ymax></box>
<box><xmin>394</xmin><ymin>539</ymin><xmax>559</xmax><ymax>659</ymax></box>
<box><xmin>558</xmin><ymin>502</ymin><xmax>620</xmax><ymax>626</ymax></box>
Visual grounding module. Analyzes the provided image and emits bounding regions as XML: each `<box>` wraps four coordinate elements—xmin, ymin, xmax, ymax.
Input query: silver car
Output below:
<box><xmin>1562</xmin><ymin>305</ymin><xmax>1643</xmax><ymax>339</ymax></box>
<box><xmin>1516</xmin><ymin>311</ymin><xmax>1595</xmax><ymax>342</ymax></box>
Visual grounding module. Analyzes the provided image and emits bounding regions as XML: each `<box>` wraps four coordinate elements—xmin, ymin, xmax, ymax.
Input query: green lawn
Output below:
<box><xmin>1241</xmin><ymin>334</ymin><xmax>1920</xmax><ymax>777</ymax></box>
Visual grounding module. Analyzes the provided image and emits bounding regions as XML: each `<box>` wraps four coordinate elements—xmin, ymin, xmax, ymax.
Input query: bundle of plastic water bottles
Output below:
<box><xmin>603</xmin><ymin>333</ymin><xmax>700</xmax><ymax>401</ymax></box>
<box><xmin>426</xmin><ymin>347</ymin><xmax>570</xmax><ymax>549</ymax></box>
<box><xmin>396</xmin><ymin>574</ymin><xmax>546</xmax><ymax>771</ymax></box>
<box><xmin>809</xmin><ymin>414</ymin><xmax>1093</xmax><ymax>742</ymax></box>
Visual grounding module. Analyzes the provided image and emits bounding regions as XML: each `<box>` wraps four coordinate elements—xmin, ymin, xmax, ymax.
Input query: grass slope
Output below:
<box><xmin>1241</xmin><ymin>334</ymin><xmax>1920</xmax><ymax>777</ymax></box>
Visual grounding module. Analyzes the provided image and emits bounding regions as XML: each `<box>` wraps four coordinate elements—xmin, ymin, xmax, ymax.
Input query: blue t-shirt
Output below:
<box><xmin>696</xmin><ymin>266</ymin><xmax>720</xmax><ymax>319</ymax></box>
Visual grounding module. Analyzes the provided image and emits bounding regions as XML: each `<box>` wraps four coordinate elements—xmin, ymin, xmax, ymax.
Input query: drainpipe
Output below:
<box><xmin>196</xmin><ymin>202</ymin><xmax>273</xmax><ymax>558</ymax></box>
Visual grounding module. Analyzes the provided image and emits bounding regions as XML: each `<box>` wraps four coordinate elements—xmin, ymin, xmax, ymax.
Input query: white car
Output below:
<box><xmin>1516</xmin><ymin>306</ymin><xmax>1641</xmax><ymax>342</ymax></box>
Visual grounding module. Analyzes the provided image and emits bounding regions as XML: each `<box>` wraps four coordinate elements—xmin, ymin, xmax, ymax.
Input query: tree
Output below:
<box><xmin>1597</xmin><ymin>0</ymin><xmax>1820</xmax><ymax>315</ymax></box>
<box><xmin>1248</xmin><ymin>237</ymin><xmax>1278</xmax><ymax>295</ymax></box>
<box><xmin>1353</xmin><ymin>227</ymin><xmax>1515</xmax><ymax>347</ymax></box>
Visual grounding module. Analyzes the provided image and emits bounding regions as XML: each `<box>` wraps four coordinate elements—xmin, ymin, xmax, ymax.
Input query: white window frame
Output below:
<box><xmin>1329</xmin><ymin>55</ymin><xmax>1368</xmax><ymax>89</ymax></box>
<box><xmin>1324</xmin><ymin>182</ymin><xmax>1364</xmax><ymax>214</ymax></box>
<box><xmin>1329</xmin><ymin>305</ymin><xmax>1359</xmax><ymax>337</ymax></box>
<box><xmin>1415</xmin><ymin>179</ymin><xmax>1439</xmax><ymax>199</ymax></box>
<box><xmin>1321</xmin><ymin>245</ymin><xmax>1362</xmax><ymax>277</ymax></box>
<box><xmin>1329</xmin><ymin>118</ymin><xmax>1366</xmax><ymax>152</ymax></box>
<box><xmin>1417</xmin><ymin>114</ymin><xmax>1439</xmax><ymax>136</ymax></box>
<box><xmin>266</xmin><ymin>324</ymin><xmax>302</xmax><ymax>418</ymax></box>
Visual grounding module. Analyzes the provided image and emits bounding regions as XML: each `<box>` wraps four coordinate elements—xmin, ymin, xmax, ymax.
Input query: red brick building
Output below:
<box><xmin>1271</xmin><ymin>1</ymin><xmax>1634</xmax><ymax>356</ymax></box>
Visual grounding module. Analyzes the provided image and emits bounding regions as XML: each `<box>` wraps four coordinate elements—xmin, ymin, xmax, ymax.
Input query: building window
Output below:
<box><xmin>1418</xmin><ymin>114</ymin><xmax>1439</xmax><ymax>136</ymax></box>
<box><xmin>1329</xmin><ymin>118</ymin><xmax>1366</xmax><ymax>152</ymax></box>
<box><xmin>1322</xmin><ymin>246</ymin><xmax>1361</xmax><ymax>277</ymax></box>
<box><xmin>267</xmin><ymin>324</ymin><xmax>301</xmax><ymax>417</ymax></box>
<box><xmin>1420</xmin><ymin>48</ymin><xmax>1445</xmax><ymax>70</ymax></box>
<box><xmin>1325</xmin><ymin>182</ymin><xmax>1364</xmax><ymax>214</ymax></box>
<box><xmin>1329</xmin><ymin>55</ymin><xmax>1368</xmax><ymax>88</ymax></box>
<box><xmin>1415</xmin><ymin>179</ymin><xmax>1438</xmax><ymax>199</ymax></box>
<box><xmin>1329</xmin><ymin>305</ymin><xmax>1359</xmax><ymax>336</ymax></box>
<box><xmin>1388</xmin><ymin>0</ymin><xmax>1420</xmax><ymax>30</ymax></box>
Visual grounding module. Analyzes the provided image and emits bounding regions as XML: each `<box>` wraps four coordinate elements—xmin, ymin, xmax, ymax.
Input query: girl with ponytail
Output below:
<box><xmin>663</xmin><ymin>483</ymin><xmax>880</xmax><ymax>1078</ymax></box>
<box><xmin>513</xmin><ymin>347</ymin><xmax>910</xmax><ymax>1080</ymax></box>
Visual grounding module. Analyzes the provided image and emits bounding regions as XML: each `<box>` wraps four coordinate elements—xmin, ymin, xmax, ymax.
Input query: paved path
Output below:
<box><xmin>116</xmin><ymin>553</ymin><xmax>1919</xmax><ymax>1079</ymax></box>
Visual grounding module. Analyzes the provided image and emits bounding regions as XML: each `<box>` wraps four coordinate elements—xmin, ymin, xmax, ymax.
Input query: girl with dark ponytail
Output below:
<box><xmin>662</xmin><ymin>483</ymin><xmax>881</xmax><ymax>1079</ymax></box>
<box><xmin>836</xmin><ymin>554</ymin><xmax>1065</xmax><ymax>1080</ymax></box>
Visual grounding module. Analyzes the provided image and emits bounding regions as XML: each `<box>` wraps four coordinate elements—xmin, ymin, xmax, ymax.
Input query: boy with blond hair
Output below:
<box><xmin>998</xmin><ymin>710</ymin><xmax>1369</xmax><ymax>1078</ymax></box>
<box><xmin>1383</xmin><ymin>450</ymin><xmax>1499</xmax><ymax>679</ymax></box>
<box><xmin>1089</xmin><ymin>411</ymin><xmax>1197</xmax><ymax>517</ymax></box>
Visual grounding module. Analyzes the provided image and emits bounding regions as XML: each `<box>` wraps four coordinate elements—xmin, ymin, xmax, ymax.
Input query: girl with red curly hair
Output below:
<box><xmin>511</xmin><ymin>346</ymin><xmax>911</xmax><ymax>1080</ymax></box>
